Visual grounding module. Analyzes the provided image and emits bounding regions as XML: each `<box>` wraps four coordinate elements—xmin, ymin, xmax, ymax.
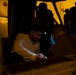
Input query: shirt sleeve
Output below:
<box><xmin>13</xmin><ymin>34</ymin><xmax>37</xmax><ymax>61</ymax></box>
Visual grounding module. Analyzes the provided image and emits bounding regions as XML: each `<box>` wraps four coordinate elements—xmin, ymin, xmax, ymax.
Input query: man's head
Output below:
<box><xmin>51</xmin><ymin>25</ymin><xmax>66</xmax><ymax>41</ymax></box>
<box><xmin>28</xmin><ymin>25</ymin><xmax>42</xmax><ymax>43</ymax></box>
<box><xmin>38</xmin><ymin>2</ymin><xmax>47</xmax><ymax>11</ymax></box>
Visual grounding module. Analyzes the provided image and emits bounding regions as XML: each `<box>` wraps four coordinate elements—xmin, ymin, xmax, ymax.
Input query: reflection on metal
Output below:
<box><xmin>0</xmin><ymin>16</ymin><xmax>8</xmax><ymax>38</ymax></box>
<box><xmin>0</xmin><ymin>17</ymin><xmax>8</xmax><ymax>23</ymax></box>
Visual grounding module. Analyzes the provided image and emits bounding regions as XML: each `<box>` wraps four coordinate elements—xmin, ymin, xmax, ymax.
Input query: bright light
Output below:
<box><xmin>67</xmin><ymin>0</ymin><xmax>76</xmax><ymax>2</ymax></box>
<box><xmin>0</xmin><ymin>17</ymin><xmax>8</xmax><ymax>23</ymax></box>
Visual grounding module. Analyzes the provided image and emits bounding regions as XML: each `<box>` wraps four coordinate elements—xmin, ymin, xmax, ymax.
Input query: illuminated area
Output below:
<box><xmin>37</xmin><ymin>0</ymin><xmax>76</xmax><ymax>24</ymax></box>
<box><xmin>0</xmin><ymin>17</ymin><xmax>8</xmax><ymax>38</ymax></box>
<box><xmin>0</xmin><ymin>0</ymin><xmax>76</xmax><ymax>37</ymax></box>
<box><xmin>50</xmin><ymin>35</ymin><xmax>55</xmax><ymax>46</ymax></box>
<box><xmin>0</xmin><ymin>0</ymin><xmax>8</xmax><ymax>38</ymax></box>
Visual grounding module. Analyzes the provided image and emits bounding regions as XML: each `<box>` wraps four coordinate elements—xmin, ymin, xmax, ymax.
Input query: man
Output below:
<box><xmin>47</xmin><ymin>25</ymin><xmax>76</xmax><ymax>58</ymax></box>
<box><xmin>12</xmin><ymin>25</ymin><xmax>47</xmax><ymax>62</ymax></box>
<box><xmin>36</xmin><ymin>2</ymin><xmax>54</xmax><ymax>32</ymax></box>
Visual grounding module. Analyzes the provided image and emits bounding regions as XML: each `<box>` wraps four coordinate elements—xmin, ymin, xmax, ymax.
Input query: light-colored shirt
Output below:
<box><xmin>12</xmin><ymin>33</ymin><xmax>40</xmax><ymax>61</ymax></box>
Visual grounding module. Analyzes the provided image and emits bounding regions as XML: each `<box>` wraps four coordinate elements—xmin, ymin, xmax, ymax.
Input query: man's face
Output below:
<box><xmin>30</xmin><ymin>31</ymin><xmax>42</xmax><ymax>42</ymax></box>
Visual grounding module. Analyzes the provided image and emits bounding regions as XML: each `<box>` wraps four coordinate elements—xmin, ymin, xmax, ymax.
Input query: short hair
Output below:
<box><xmin>38</xmin><ymin>2</ymin><xmax>47</xmax><ymax>10</ymax></box>
<box><xmin>51</xmin><ymin>25</ymin><xmax>66</xmax><ymax>34</ymax></box>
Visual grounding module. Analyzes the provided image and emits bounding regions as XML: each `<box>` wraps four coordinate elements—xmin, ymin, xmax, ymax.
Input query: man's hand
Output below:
<box><xmin>35</xmin><ymin>53</ymin><xmax>47</xmax><ymax>61</ymax></box>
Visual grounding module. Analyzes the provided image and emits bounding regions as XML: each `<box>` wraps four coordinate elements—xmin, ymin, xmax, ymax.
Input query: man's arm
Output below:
<box><xmin>13</xmin><ymin>34</ymin><xmax>47</xmax><ymax>61</ymax></box>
